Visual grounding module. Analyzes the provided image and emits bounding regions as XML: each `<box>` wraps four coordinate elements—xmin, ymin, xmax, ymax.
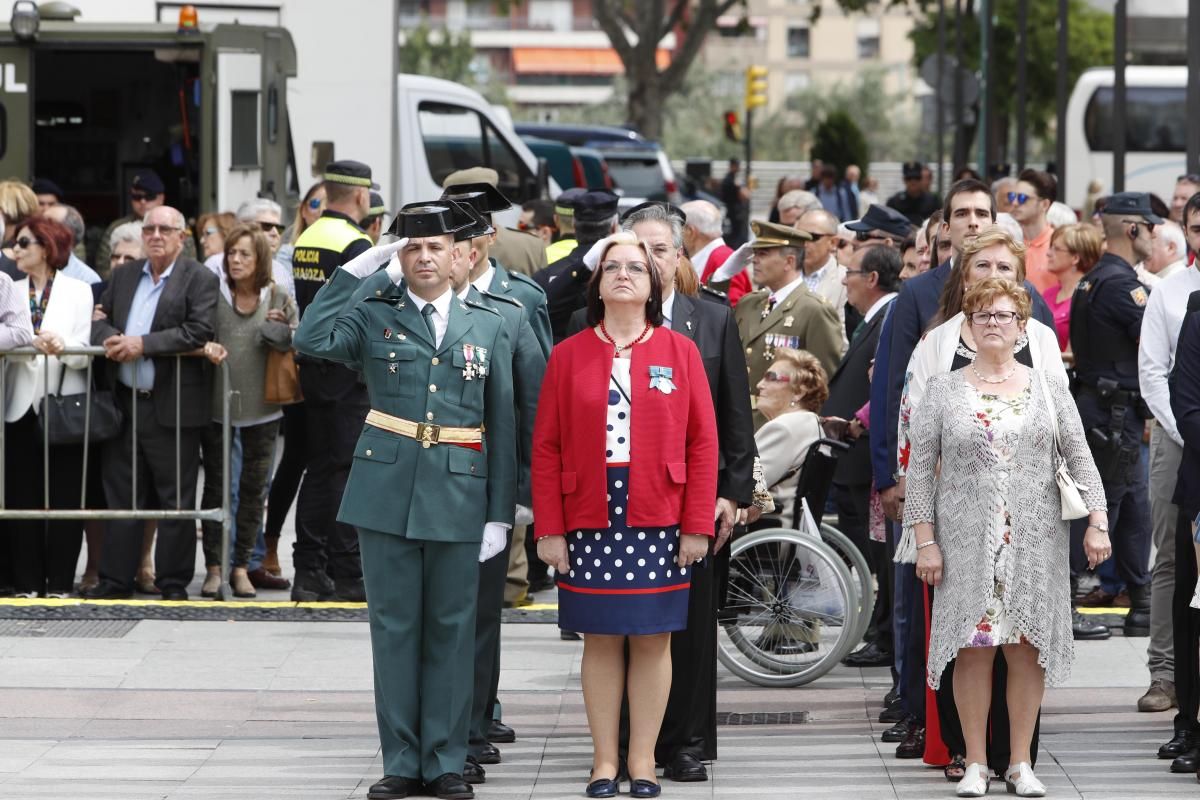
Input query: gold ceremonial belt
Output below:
<box><xmin>365</xmin><ymin>409</ymin><xmax>483</xmax><ymax>449</ymax></box>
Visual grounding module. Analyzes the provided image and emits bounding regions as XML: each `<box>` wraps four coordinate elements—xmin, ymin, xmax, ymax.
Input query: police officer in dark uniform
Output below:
<box><xmin>533</xmin><ymin>190</ymin><xmax>620</xmax><ymax>343</ymax></box>
<box><xmin>1070</xmin><ymin>191</ymin><xmax>1157</xmax><ymax>637</ymax></box>
<box><xmin>886</xmin><ymin>161</ymin><xmax>941</xmax><ymax>226</ymax></box>
<box><xmin>290</xmin><ymin>160</ymin><xmax>375</xmax><ymax>602</ymax></box>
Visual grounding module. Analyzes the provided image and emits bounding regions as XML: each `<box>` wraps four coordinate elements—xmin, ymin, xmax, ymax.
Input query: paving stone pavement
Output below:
<box><xmin>0</xmin><ymin>616</ymin><xmax>1193</xmax><ymax>799</ymax></box>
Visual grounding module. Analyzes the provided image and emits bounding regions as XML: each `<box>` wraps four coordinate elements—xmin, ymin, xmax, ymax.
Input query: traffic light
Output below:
<box><xmin>744</xmin><ymin>65</ymin><xmax>768</xmax><ymax>110</ymax></box>
<box><xmin>723</xmin><ymin>110</ymin><xmax>742</xmax><ymax>142</ymax></box>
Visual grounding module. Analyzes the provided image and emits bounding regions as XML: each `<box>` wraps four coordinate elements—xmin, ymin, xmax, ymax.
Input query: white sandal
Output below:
<box><xmin>955</xmin><ymin>762</ymin><xmax>990</xmax><ymax>797</ymax></box>
<box><xmin>1004</xmin><ymin>762</ymin><xmax>1045</xmax><ymax>797</ymax></box>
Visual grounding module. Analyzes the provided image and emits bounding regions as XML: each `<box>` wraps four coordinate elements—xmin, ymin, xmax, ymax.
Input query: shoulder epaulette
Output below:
<box><xmin>700</xmin><ymin>284</ymin><xmax>727</xmax><ymax>299</ymax></box>
<box><xmin>464</xmin><ymin>298</ymin><xmax>502</xmax><ymax>316</ymax></box>
<box><xmin>480</xmin><ymin>289</ymin><xmax>523</xmax><ymax>308</ymax></box>
<box><xmin>507</xmin><ymin>270</ymin><xmax>543</xmax><ymax>291</ymax></box>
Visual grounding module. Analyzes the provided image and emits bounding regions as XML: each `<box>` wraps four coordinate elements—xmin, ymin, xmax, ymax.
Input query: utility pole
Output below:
<box><xmin>1015</xmin><ymin>0</ymin><xmax>1028</xmax><ymax>171</ymax></box>
<box><xmin>1056</xmin><ymin>0</ymin><xmax>1068</xmax><ymax>193</ymax></box>
<box><xmin>1114</xmin><ymin>0</ymin><xmax>1127</xmax><ymax>193</ymax></box>
<box><xmin>977</xmin><ymin>0</ymin><xmax>991</xmax><ymax>178</ymax></box>
<box><xmin>936</xmin><ymin>0</ymin><xmax>946</xmax><ymax>196</ymax></box>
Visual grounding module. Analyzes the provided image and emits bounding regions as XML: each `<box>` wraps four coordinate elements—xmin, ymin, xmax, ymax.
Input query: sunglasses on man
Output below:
<box><xmin>130</xmin><ymin>191</ymin><xmax>160</xmax><ymax>202</ymax></box>
<box><xmin>1006</xmin><ymin>191</ymin><xmax>1042</xmax><ymax>206</ymax></box>
<box><xmin>257</xmin><ymin>221</ymin><xmax>286</xmax><ymax>234</ymax></box>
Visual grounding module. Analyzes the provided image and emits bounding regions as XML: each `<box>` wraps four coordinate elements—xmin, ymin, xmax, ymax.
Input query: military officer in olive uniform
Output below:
<box><xmin>443</xmin><ymin>166</ymin><xmax>547</xmax><ymax>277</ymax></box>
<box><xmin>294</xmin><ymin>203</ymin><xmax>517</xmax><ymax>800</ymax></box>
<box><xmin>734</xmin><ymin>220</ymin><xmax>844</xmax><ymax>427</ymax></box>
<box><xmin>1070</xmin><ymin>191</ymin><xmax>1156</xmax><ymax>638</ymax></box>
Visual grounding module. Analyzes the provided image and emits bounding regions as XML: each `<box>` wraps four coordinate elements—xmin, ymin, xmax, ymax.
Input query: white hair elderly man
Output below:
<box><xmin>44</xmin><ymin>204</ymin><xmax>101</xmax><ymax>285</ymax></box>
<box><xmin>201</xmin><ymin>197</ymin><xmax>295</xmax><ymax>298</ymax></box>
<box><xmin>680</xmin><ymin>200</ymin><xmax>751</xmax><ymax>304</ymax></box>
<box><xmin>1137</xmin><ymin>219</ymin><xmax>1188</xmax><ymax>289</ymax></box>
<box><xmin>776</xmin><ymin>189</ymin><xmax>823</xmax><ymax>226</ymax></box>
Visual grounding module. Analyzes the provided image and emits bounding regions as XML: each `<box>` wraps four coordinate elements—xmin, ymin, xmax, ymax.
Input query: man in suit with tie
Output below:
<box><xmin>733</xmin><ymin>220</ymin><xmax>843</xmax><ymax>427</ymax></box>
<box><xmin>85</xmin><ymin>205</ymin><xmax>218</xmax><ymax>600</ymax></box>
<box><xmin>566</xmin><ymin>201</ymin><xmax>757</xmax><ymax>780</ymax></box>
<box><xmin>823</xmin><ymin>244</ymin><xmax>900</xmax><ymax>669</ymax></box>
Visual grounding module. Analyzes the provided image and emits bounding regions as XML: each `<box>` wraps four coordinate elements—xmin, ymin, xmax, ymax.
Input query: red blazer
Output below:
<box><xmin>532</xmin><ymin>325</ymin><xmax>719</xmax><ymax>539</ymax></box>
<box><xmin>700</xmin><ymin>244</ymin><xmax>751</xmax><ymax>307</ymax></box>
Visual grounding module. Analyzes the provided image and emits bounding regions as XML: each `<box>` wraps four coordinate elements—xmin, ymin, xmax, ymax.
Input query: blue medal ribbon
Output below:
<box><xmin>649</xmin><ymin>365</ymin><xmax>676</xmax><ymax>394</ymax></box>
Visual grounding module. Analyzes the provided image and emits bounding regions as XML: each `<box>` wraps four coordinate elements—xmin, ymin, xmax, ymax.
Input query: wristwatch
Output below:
<box><xmin>1087</xmin><ymin>522</ymin><xmax>1109</xmax><ymax>533</ymax></box>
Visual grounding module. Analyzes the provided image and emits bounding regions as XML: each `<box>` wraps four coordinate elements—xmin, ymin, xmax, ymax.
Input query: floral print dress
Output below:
<box><xmin>964</xmin><ymin>384</ymin><xmax>1032</xmax><ymax>649</ymax></box>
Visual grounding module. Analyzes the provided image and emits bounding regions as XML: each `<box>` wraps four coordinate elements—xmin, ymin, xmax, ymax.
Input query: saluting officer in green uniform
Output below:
<box><xmin>294</xmin><ymin>203</ymin><xmax>517</xmax><ymax>800</ymax></box>
<box><xmin>439</xmin><ymin>178</ymin><xmax>553</xmax><ymax>358</ymax></box>
<box><xmin>733</xmin><ymin>220</ymin><xmax>844</xmax><ymax>428</ymax></box>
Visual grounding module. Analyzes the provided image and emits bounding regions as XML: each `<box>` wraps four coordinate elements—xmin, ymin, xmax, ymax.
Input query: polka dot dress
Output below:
<box><xmin>557</xmin><ymin>359</ymin><xmax>690</xmax><ymax>635</ymax></box>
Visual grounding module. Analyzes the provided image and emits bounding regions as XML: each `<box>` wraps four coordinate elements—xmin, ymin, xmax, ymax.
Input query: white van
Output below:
<box><xmin>1064</xmin><ymin>66</ymin><xmax>1187</xmax><ymax>209</ymax></box>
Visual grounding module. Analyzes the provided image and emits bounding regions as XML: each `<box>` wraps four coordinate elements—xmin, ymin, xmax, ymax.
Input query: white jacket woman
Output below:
<box><xmin>4</xmin><ymin>273</ymin><xmax>93</xmax><ymax>422</ymax></box>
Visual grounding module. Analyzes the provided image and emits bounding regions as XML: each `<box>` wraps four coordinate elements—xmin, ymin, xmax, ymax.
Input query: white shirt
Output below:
<box><xmin>406</xmin><ymin>287</ymin><xmax>452</xmax><ymax>348</ymax></box>
<box><xmin>863</xmin><ymin>292</ymin><xmax>897</xmax><ymax>325</ymax></box>
<box><xmin>661</xmin><ymin>291</ymin><xmax>676</xmax><ymax>329</ymax></box>
<box><xmin>767</xmin><ymin>273</ymin><xmax>808</xmax><ymax>308</ymax></box>
<box><xmin>472</xmin><ymin>264</ymin><xmax>496</xmax><ymax>293</ymax></box>
<box><xmin>1138</xmin><ymin>265</ymin><xmax>1200</xmax><ymax>446</ymax></box>
<box><xmin>802</xmin><ymin>261</ymin><xmax>830</xmax><ymax>294</ymax></box>
<box><xmin>689</xmin><ymin>236</ymin><xmax>726</xmax><ymax>277</ymax></box>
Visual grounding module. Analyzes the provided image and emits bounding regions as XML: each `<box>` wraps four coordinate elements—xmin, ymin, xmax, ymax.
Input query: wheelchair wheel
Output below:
<box><xmin>819</xmin><ymin>523</ymin><xmax>875</xmax><ymax>648</ymax></box>
<box><xmin>717</xmin><ymin>527</ymin><xmax>859</xmax><ymax>687</ymax></box>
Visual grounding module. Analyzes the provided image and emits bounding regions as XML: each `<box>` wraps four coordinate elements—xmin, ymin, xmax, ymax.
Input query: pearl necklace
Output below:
<box><xmin>971</xmin><ymin>360</ymin><xmax>1017</xmax><ymax>385</ymax></box>
<box><xmin>598</xmin><ymin>319</ymin><xmax>651</xmax><ymax>357</ymax></box>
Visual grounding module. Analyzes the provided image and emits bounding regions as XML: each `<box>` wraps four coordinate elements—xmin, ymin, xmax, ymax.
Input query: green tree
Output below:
<box><xmin>812</xmin><ymin>111</ymin><xmax>870</xmax><ymax>174</ymax></box>
<box><xmin>398</xmin><ymin>20</ymin><xmax>476</xmax><ymax>84</ymax></box>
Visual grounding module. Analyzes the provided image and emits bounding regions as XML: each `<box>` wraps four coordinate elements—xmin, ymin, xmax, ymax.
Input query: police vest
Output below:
<box><xmin>292</xmin><ymin>212</ymin><xmax>370</xmax><ymax>318</ymax></box>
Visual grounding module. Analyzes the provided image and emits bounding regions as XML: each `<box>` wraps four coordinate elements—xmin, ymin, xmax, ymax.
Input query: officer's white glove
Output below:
<box><xmin>581</xmin><ymin>231</ymin><xmax>640</xmax><ymax>273</ymax></box>
<box><xmin>713</xmin><ymin>241</ymin><xmax>752</xmax><ymax>281</ymax></box>
<box><xmin>385</xmin><ymin>254</ymin><xmax>405</xmax><ymax>286</ymax></box>
<box><xmin>478</xmin><ymin>522</ymin><xmax>509</xmax><ymax>562</ymax></box>
<box><xmin>339</xmin><ymin>238</ymin><xmax>407</xmax><ymax>280</ymax></box>
<box><xmin>515</xmin><ymin>504</ymin><xmax>534</xmax><ymax>526</ymax></box>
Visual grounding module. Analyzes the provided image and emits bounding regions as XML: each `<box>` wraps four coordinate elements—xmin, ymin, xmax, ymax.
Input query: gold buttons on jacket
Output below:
<box><xmin>431</xmin><ymin>357</ymin><xmax>440</xmax><ymax>365</ymax></box>
<box><xmin>429</xmin><ymin>384</ymin><xmax>437</xmax><ymax>393</ymax></box>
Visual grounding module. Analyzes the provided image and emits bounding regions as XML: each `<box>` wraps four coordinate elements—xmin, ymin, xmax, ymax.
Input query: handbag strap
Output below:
<box><xmin>1037</xmin><ymin>369</ymin><xmax>1062</xmax><ymax>449</ymax></box>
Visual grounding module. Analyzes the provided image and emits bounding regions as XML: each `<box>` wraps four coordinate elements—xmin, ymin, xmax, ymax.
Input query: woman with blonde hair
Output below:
<box><xmin>1043</xmin><ymin>224</ymin><xmax>1103</xmax><ymax>353</ymax></box>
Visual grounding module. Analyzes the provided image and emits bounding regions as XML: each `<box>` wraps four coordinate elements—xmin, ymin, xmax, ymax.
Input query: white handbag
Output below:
<box><xmin>1038</xmin><ymin>370</ymin><xmax>1090</xmax><ymax>520</ymax></box>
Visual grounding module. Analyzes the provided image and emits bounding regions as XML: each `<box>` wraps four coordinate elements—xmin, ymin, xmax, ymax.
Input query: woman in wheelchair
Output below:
<box><xmin>748</xmin><ymin>348</ymin><xmax>828</xmax><ymax>655</ymax></box>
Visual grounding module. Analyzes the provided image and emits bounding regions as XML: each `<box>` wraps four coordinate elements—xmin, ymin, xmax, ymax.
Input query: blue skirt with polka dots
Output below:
<box><xmin>557</xmin><ymin>465</ymin><xmax>690</xmax><ymax>635</ymax></box>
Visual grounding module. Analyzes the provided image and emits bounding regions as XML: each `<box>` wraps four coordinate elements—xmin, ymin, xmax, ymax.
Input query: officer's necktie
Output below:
<box><xmin>421</xmin><ymin>303</ymin><xmax>437</xmax><ymax>345</ymax></box>
<box><xmin>760</xmin><ymin>295</ymin><xmax>777</xmax><ymax>320</ymax></box>
<box><xmin>850</xmin><ymin>319</ymin><xmax>867</xmax><ymax>344</ymax></box>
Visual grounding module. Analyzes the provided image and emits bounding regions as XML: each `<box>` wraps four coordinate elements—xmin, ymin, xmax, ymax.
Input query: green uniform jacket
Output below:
<box><xmin>484</xmin><ymin>259</ymin><xmax>552</xmax><ymax>360</ymax></box>
<box><xmin>293</xmin><ymin>268</ymin><xmax>517</xmax><ymax>541</ymax></box>
<box><xmin>734</xmin><ymin>285</ymin><xmax>844</xmax><ymax>414</ymax></box>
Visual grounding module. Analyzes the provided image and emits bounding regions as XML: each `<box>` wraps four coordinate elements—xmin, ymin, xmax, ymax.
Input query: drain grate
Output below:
<box><xmin>716</xmin><ymin>711</ymin><xmax>811</xmax><ymax>726</ymax></box>
<box><xmin>0</xmin><ymin>618</ymin><xmax>139</xmax><ymax>638</ymax></box>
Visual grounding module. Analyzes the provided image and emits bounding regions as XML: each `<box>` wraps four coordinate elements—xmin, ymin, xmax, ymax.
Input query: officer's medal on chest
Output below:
<box><xmin>462</xmin><ymin>344</ymin><xmax>489</xmax><ymax>381</ymax></box>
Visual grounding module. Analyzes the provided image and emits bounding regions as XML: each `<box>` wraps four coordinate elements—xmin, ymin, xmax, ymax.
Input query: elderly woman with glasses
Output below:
<box><xmin>533</xmin><ymin>231</ymin><xmax>718</xmax><ymax>798</ymax></box>
<box><xmin>906</xmin><ymin>278</ymin><xmax>1108</xmax><ymax>798</ymax></box>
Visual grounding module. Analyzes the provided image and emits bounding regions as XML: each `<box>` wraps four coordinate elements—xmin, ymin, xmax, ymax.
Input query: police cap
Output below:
<box><xmin>1102</xmin><ymin>191</ymin><xmax>1165</xmax><ymax>225</ymax></box>
<box><xmin>620</xmin><ymin>200</ymin><xmax>687</xmax><ymax>225</ymax></box>
<box><xmin>750</xmin><ymin>219</ymin><xmax>813</xmax><ymax>249</ymax></box>
<box><xmin>366</xmin><ymin>192</ymin><xmax>387</xmax><ymax>218</ymax></box>
<box><xmin>131</xmin><ymin>170</ymin><xmax>165</xmax><ymax>197</ymax></box>
<box><xmin>555</xmin><ymin>187</ymin><xmax>587</xmax><ymax>217</ymax></box>
<box><xmin>323</xmin><ymin>160</ymin><xmax>379</xmax><ymax>190</ymax></box>
<box><xmin>31</xmin><ymin>178</ymin><xmax>63</xmax><ymax>200</ymax></box>
<box><xmin>387</xmin><ymin>202</ymin><xmax>465</xmax><ymax>239</ymax></box>
<box><xmin>574</xmin><ymin>191</ymin><xmax>620</xmax><ymax>223</ymax></box>
<box><xmin>845</xmin><ymin>203</ymin><xmax>915</xmax><ymax>239</ymax></box>
<box><xmin>902</xmin><ymin>161</ymin><xmax>924</xmax><ymax>180</ymax></box>
<box><xmin>441</xmin><ymin>182</ymin><xmax>511</xmax><ymax>214</ymax></box>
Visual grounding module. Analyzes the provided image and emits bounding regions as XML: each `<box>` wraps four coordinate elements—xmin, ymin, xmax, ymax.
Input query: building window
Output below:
<box><xmin>856</xmin><ymin>19</ymin><xmax>881</xmax><ymax>59</ymax></box>
<box><xmin>784</xmin><ymin>72</ymin><xmax>810</xmax><ymax>110</ymax></box>
<box><xmin>787</xmin><ymin>26</ymin><xmax>810</xmax><ymax>58</ymax></box>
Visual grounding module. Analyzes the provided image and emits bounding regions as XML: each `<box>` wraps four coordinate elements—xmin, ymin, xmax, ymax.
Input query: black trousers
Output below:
<box><xmin>1173</xmin><ymin>505</ymin><xmax>1200</xmax><ymax>735</ymax></box>
<box><xmin>468</xmin><ymin>534</ymin><xmax>509</xmax><ymax>755</ymax></box>
<box><xmin>832</xmin><ymin>482</ymin><xmax>871</xmax><ymax>560</ymax></box>
<box><xmin>265</xmin><ymin>401</ymin><xmax>306</xmax><ymax>541</ymax></box>
<box><xmin>99</xmin><ymin>393</ymin><xmax>202</xmax><ymax>592</ymax></box>
<box><xmin>6</xmin><ymin>410</ymin><xmax>84</xmax><ymax>595</ymax></box>
<box><xmin>294</xmin><ymin>366</ymin><xmax>367</xmax><ymax>579</ymax></box>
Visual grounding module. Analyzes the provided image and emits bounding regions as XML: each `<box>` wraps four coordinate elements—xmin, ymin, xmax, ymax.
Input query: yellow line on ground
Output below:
<box><xmin>1075</xmin><ymin>606</ymin><xmax>1130</xmax><ymax>616</ymax></box>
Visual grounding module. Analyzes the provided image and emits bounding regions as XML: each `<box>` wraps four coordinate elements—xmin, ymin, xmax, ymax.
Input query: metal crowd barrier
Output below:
<box><xmin>0</xmin><ymin>347</ymin><xmax>235</xmax><ymax>599</ymax></box>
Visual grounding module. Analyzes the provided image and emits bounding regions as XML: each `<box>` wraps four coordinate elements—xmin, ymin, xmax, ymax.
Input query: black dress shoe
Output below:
<box><xmin>1072</xmin><ymin>610</ymin><xmax>1111</xmax><ymax>640</ymax></box>
<box><xmin>1172</xmin><ymin>747</ymin><xmax>1200</xmax><ymax>773</ymax></box>
<box><xmin>463</xmin><ymin>755</ymin><xmax>486</xmax><ymax>784</ymax></box>
<box><xmin>881</xmin><ymin>715</ymin><xmax>912</xmax><ymax>743</ymax></box>
<box><xmin>662</xmin><ymin>751</ymin><xmax>707</xmax><ymax>781</ymax></box>
<box><xmin>585</xmin><ymin>777</ymin><xmax>619</xmax><ymax>798</ymax></box>
<box><xmin>368</xmin><ymin>775</ymin><xmax>422</xmax><ymax>799</ymax></box>
<box><xmin>882</xmin><ymin>688</ymin><xmax>899</xmax><ymax>707</ymax></box>
<box><xmin>1160</xmin><ymin>730</ymin><xmax>1196</xmax><ymax>759</ymax></box>
<box><xmin>561</xmin><ymin>630</ymin><xmax>582</xmax><ymax>641</ymax></box>
<box><xmin>474</xmin><ymin>741</ymin><xmax>500</xmax><ymax>765</ymax></box>
<box><xmin>879</xmin><ymin>698</ymin><xmax>906</xmax><ymax>723</ymax></box>
<box><xmin>487</xmin><ymin>719</ymin><xmax>515</xmax><ymax>743</ymax></box>
<box><xmin>80</xmin><ymin>581</ymin><xmax>132</xmax><ymax>600</ymax></box>
<box><xmin>843</xmin><ymin>642</ymin><xmax>893</xmax><ymax>667</ymax></box>
<box><xmin>425</xmin><ymin>773</ymin><xmax>474</xmax><ymax>799</ymax></box>
<box><xmin>160</xmin><ymin>586</ymin><xmax>188</xmax><ymax>601</ymax></box>
<box><xmin>895</xmin><ymin>725</ymin><xmax>925</xmax><ymax>758</ymax></box>
<box><xmin>333</xmin><ymin>577</ymin><xmax>366</xmax><ymax>602</ymax></box>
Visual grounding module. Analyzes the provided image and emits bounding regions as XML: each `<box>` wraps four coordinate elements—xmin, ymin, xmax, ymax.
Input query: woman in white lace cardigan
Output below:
<box><xmin>905</xmin><ymin>280</ymin><xmax>1109</xmax><ymax>798</ymax></box>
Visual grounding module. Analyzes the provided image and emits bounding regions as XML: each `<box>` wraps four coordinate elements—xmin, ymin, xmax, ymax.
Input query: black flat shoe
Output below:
<box><xmin>1172</xmin><ymin>747</ymin><xmax>1200</xmax><ymax>773</ymax></box>
<box><xmin>463</xmin><ymin>755</ymin><xmax>485</xmax><ymax>784</ymax></box>
<box><xmin>368</xmin><ymin>775</ymin><xmax>422</xmax><ymax>799</ymax></box>
<box><xmin>1161</xmin><ymin>731</ymin><xmax>1196</xmax><ymax>759</ymax></box>
<box><xmin>1072</xmin><ymin>610</ymin><xmax>1111</xmax><ymax>640</ymax></box>
<box><xmin>487</xmin><ymin>719</ymin><xmax>516</xmax><ymax>743</ymax></box>
<box><xmin>475</xmin><ymin>741</ymin><xmax>500</xmax><ymax>765</ymax></box>
<box><xmin>630</xmin><ymin>778</ymin><xmax>662</xmax><ymax>798</ymax></box>
<box><xmin>561</xmin><ymin>630</ymin><xmax>582</xmax><ymax>641</ymax></box>
<box><xmin>160</xmin><ymin>586</ymin><xmax>188</xmax><ymax>601</ymax></box>
<box><xmin>843</xmin><ymin>642</ymin><xmax>893</xmax><ymax>667</ymax></box>
<box><xmin>882</xmin><ymin>688</ymin><xmax>899</xmax><ymax>707</ymax></box>
<box><xmin>425</xmin><ymin>773</ymin><xmax>473</xmax><ymax>800</ymax></box>
<box><xmin>80</xmin><ymin>580</ymin><xmax>132</xmax><ymax>600</ymax></box>
<box><xmin>895</xmin><ymin>725</ymin><xmax>925</xmax><ymax>758</ymax></box>
<box><xmin>879</xmin><ymin>698</ymin><xmax>906</xmax><ymax>723</ymax></box>
<box><xmin>881</xmin><ymin>715</ymin><xmax>912</xmax><ymax>743</ymax></box>
<box><xmin>585</xmin><ymin>777</ymin><xmax>619</xmax><ymax>798</ymax></box>
<box><xmin>662</xmin><ymin>751</ymin><xmax>707</xmax><ymax>782</ymax></box>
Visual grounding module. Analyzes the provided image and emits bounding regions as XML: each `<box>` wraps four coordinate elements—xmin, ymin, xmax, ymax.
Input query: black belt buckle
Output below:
<box><xmin>416</xmin><ymin>422</ymin><xmax>441</xmax><ymax>448</ymax></box>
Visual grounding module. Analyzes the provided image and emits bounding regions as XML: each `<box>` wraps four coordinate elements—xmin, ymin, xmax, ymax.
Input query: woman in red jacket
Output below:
<box><xmin>533</xmin><ymin>232</ymin><xmax>719</xmax><ymax>799</ymax></box>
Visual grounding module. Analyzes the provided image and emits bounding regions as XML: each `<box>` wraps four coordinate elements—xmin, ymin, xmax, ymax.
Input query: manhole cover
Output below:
<box><xmin>716</xmin><ymin>711</ymin><xmax>811</xmax><ymax>726</ymax></box>
<box><xmin>0</xmin><ymin>618</ymin><xmax>139</xmax><ymax>638</ymax></box>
